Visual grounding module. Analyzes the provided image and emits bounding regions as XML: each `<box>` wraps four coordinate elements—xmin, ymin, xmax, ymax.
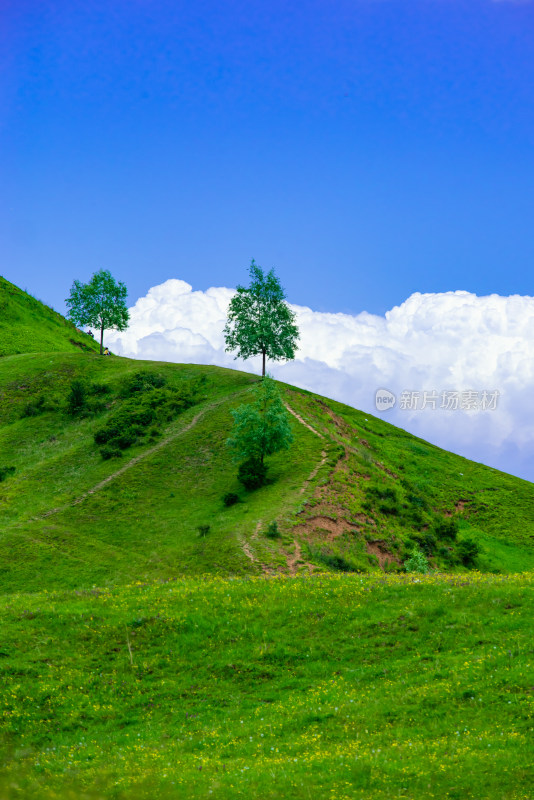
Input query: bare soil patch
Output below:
<box><xmin>365</xmin><ymin>540</ymin><xmax>398</xmax><ymax>571</ymax></box>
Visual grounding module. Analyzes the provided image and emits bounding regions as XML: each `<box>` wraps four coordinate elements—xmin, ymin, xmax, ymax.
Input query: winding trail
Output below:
<box><xmin>283</xmin><ymin>403</ymin><xmax>328</xmax><ymax>575</ymax></box>
<box><xmin>300</xmin><ymin>450</ymin><xmax>328</xmax><ymax>494</ymax></box>
<box><xmin>239</xmin><ymin>521</ymin><xmax>260</xmax><ymax>565</ymax></box>
<box><xmin>71</xmin><ymin>407</ymin><xmax>208</xmax><ymax>507</ymax></box>
<box><xmin>238</xmin><ymin>521</ymin><xmax>276</xmax><ymax>575</ymax></box>
<box><xmin>287</xmin><ymin>539</ymin><xmax>303</xmax><ymax>575</ymax></box>
<box><xmin>35</xmin><ymin>396</ymin><xmax>232</xmax><ymax>522</ymax></box>
<box><xmin>284</xmin><ymin>404</ymin><xmax>325</xmax><ymax>439</ymax></box>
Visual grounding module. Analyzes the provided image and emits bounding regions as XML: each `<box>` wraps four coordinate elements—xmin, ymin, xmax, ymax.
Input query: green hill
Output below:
<box><xmin>0</xmin><ymin>352</ymin><xmax>533</xmax><ymax>593</ymax></box>
<box><xmin>0</xmin><ymin>276</ymin><xmax>99</xmax><ymax>356</ymax></box>
<box><xmin>0</xmin><ymin>286</ymin><xmax>533</xmax><ymax>799</ymax></box>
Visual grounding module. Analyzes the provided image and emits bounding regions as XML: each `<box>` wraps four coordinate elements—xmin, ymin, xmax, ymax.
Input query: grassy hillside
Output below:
<box><xmin>0</xmin><ymin>276</ymin><xmax>99</xmax><ymax>355</ymax></box>
<box><xmin>0</xmin><ymin>352</ymin><xmax>533</xmax><ymax>594</ymax></box>
<box><xmin>1</xmin><ymin>294</ymin><xmax>533</xmax><ymax>799</ymax></box>
<box><xmin>1</xmin><ymin>572</ymin><xmax>532</xmax><ymax>799</ymax></box>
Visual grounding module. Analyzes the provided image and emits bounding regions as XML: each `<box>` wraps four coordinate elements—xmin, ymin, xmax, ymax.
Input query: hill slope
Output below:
<box><xmin>0</xmin><ymin>351</ymin><xmax>533</xmax><ymax>593</ymax></box>
<box><xmin>1</xmin><ymin>292</ymin><xmax>533</xmax><ymax>800</ymax></box>
<box><xmin>0</xmin><ymin>276</ymin><xmax>99</xmax><ymax>355</ymax></box>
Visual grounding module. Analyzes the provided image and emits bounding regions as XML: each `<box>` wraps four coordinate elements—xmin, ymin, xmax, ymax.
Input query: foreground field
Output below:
<box><xmin>1</xmin><ymin>572</ymin><xmax>532</xmax><ymax>799</ymax></box>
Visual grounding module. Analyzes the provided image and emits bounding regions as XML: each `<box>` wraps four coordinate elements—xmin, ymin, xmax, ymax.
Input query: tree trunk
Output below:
<box><xmin>262</xmin><ymin>348</ymin><xmax>266</xmax><ymax>378</ymax></box>
<box><xmin>100</xmin><ymin>323</ymin><xmax>104</xmax><ymax>355</ymax></box>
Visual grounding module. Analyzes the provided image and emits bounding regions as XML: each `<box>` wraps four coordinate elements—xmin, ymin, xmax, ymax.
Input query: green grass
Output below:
<box><xmin>0</xmin><ymin>277</ymin><xmax>99</xmax><ymax>356</ymax></box>
<box><xmin>0</xmin><ymin>572</ymin><xmax>532</xmax><ymax>799</ymax></box>
<box><xmin>1</xmin><ymin>280</ymin><xmax>534</xmax><ymax>799</ymax></box>
<box><xmin>0</xmin><ymin>354</ymin><xmax>327</xmax><ymax>590</ymax></box>
<box><xmin>0</xmin><ymin>352</ymin><xmax>533</xmax><ymax>593</ymax></box>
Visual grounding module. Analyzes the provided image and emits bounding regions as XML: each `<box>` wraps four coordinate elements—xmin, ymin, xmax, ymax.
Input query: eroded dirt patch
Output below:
<box><xmin>293</xmin><ymin>515</ymin><xmax>358</xmax><ymax>541</ymax></box>
<box><xmin>365</xmin><ymin>540</ymin><xmax>398</xmax><ymax>570</ymax></box>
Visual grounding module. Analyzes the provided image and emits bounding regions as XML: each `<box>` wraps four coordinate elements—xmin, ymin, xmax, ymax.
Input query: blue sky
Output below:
<box><xmin>2</xmin><ymin>0</ymin><xmax>534</xmax><ymax>316</ymax></box>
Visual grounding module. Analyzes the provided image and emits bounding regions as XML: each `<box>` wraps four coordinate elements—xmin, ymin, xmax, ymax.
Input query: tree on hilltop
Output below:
<box><xmin>66</xmin><ymin>270</ymin><xmax>129</xmax><ymax>355</ymax></box>
<box><xmin>224</xmin><ymin>260</ymin><xmax>299</xmax><ymax>377</ymax></box>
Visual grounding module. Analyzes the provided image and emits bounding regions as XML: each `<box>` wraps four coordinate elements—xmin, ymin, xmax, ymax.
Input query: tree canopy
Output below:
<box><xmin>226</xmin><ymin>375</ymin><xmax>293</xmax><ymax>488</ymax></box>
<box><xmin>224</xmin><ymin>260</ymin><xmax>299</xmax><ymax>377</ymax></box>
<box><xmin>66</xmin><ymin>270</ymin><xmax>129</xmax><ymax>354</ymax></box>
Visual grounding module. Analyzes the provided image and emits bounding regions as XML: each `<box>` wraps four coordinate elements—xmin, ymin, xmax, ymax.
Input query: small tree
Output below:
<box><xmin>404</xmin><ymin>546</ymin><xmax>430</xmax><ymax>574</ymax></box>
<box><xmin>224</xmin><ymin>260</ymin><xmax>299</xmax><ymax>377</ymax></box>
<box><xmin>66</xmin><ymin>270</ymin><xmax>129</xmax><ymax>355</ymax></box>
<box><xmin>227</xmin><ymin>376</ymin><xmax>293</xmax><ymax>488</ymax></box>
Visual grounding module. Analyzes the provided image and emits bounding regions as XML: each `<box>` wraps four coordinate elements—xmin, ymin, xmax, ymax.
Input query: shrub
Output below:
<box><xmin>407</xmin><ymin>493</ymin><xmax>428</xmax><ymax>510</ymax></box>
<box><xmin>308</xmin><ymin>545</ymin><xmax>364</xmax><ymax>573</ymax></box>
<box><xmin>237</xmin><ymin>457</ymin><xmax>267</xmax><ymax>490</ymax></box>
<box><xmin>366</xmin><ymin>484</ymin><xmax>398</xmax><ymax>502</ymax></box>
<box><xmin>21</xmin><ymin>395</ymin><xmax>47</xmax><ymax>418</ymax></box>
<box><xmin>0</xmin><ymin>466</ymin><xmax>16</xmax><ymax>482</ymax></box>
<box><xmin>438</xmin><ymin>545</ymin><xmax>455</xmax><ymax>566</ymax></box>
<box><xmin>365</xmin><ymin>484</ymin><xmax>400</xmax><ymax>516</ymax></box>
<box><xmin>227</xmin><ymin>376</ymin><xmax>292</xmax><ymax>489</ymax></box>
<box><xmin>89</xmin><ymin>382</ymin><xmax>112</xmax><ymax>396</ymax></box>
<box><xmin>119</xmin><ymin>371</ymin><xmax>166</xmax><ymax>398</ymax></box>
<box><xmin>435</xmin><ymin>517</ymin><xmax>459</xmax><ymax>541</ymax></box>
<box><xmin>418</xmin><ymin>530</ymin><xmax>437</xmax><ymax>555</ymax></box>
<box><xmin>379</xmin><ymin>501</ymin><xmax>399</xmax><ymax>516</ymax></box>
<box><xmin>223</xmin><ymin>492</ymin><xmax>239</xmax><ymax>507</ymax></box>
<box><xmin>67</xmin><ymin>379</ymin><xmax>88</xmax><ymax>416</ymax></box>
<box><xmin>265</xmin><ymin>520</ymin><xmax>280</xmax><ymax>538</ymax></box>
<box><xmin>402</xmin><ymin>506</ymin><xmax>424</xmax><ymax>527</ymax></box>
<box><xmin>100</xmin><ymin>445</ymin><xmax>123</xmax><ymax>460</ymax></box>
<box><xmin>404</xmin><ymin>546</ymin><xmax>429</xmax><ymax>574</ymax></box>
<box><xmin>457</xmin><ymin>535</ymin><xmax>480</xmax><ymax>567</ymax></box>
<box><xmin>94</xmin><ymin>400</ymin><xmax>156</xmax><ymax>447</ymax></box>
<box><xmin>94</xmin><ymin>378</ymin><xmax>200</xmax><ymax>457</ymax></box>
<box><xmin>115</xmin><ymin>429</ymin><xmax>140</xmax><ymax>450</ymax></box>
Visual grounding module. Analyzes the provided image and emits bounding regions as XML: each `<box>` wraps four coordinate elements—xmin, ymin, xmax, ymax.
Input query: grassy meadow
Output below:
<box><xmin>0</xmin><ymin>281</ymin><xmax>533</xmax><ymax>798</ymax></box>
<box><xmin>1</xmin><ymin>572</ymin><xmax>532</xmax><ymax>800</ymax></box>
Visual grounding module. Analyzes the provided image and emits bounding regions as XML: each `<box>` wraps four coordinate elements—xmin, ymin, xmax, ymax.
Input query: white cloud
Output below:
<box><xmin>107</xmin><ymin>280</ymin><xmax>534</xmax><ymax>482</ymax></box>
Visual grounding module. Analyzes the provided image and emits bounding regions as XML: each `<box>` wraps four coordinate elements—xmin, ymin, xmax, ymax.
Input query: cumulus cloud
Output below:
<box><xmin>106</xmin><ymin>279</ymin><xmax>534</xmax><ymax>482</ymax></box>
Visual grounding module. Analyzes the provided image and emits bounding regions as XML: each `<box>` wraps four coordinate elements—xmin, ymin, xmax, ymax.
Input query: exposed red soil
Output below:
<box><xmin>365</xmin><ymin>540</ymin><xmax>399</xmax><ymax>570</ymax></box>
<box><xmin>443</xmin><ymin>499</ymin><xmax>468</xmax><ymax>516</ymax></box>
<box><xmin>293</xmin><ymin>514</ymin><xmax>359</xmax><ymax>541</ymax></box>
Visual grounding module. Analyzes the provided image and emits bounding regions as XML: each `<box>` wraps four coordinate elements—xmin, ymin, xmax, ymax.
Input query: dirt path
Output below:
<box><xmin>239</xmin><ymin>521</ymin><xmax>261</xmax><ymax>565</ymax></box>
<box><xmin>282</xmin><ymin>406</ymin><xmax>331</xmax><ymax>575</ymax></box>
<box><xmin>36</xmin><ymin>397</ymin><xmax>228</xmax><ymax>521</ymax></box>
<box><xmin>238</xmin><ymin>521</ymin><xmax>276</xmax><ymax>575</ymax></box>
<box><xmin>286</xmin><ymin>538</ymin><xmax>315</xmax><ymax>575</ymax></box>
<box><xmin>284</xmin><ymin>404</ymin><xmax>325</xmax><ymax>439</ymax></box>
<box><xmin>300</xmin><ymin>450</ymin><xmax>328</xmax><ymax>494</ymax></box>
<box><xmin>71</xmin><ymin>407</ymin><xmax>208</xmax><ymax>507</ymax></box>
<box><xmin>287</xmin><ymin>539</ymin><xmax>302</xmax><ymax>575</ymax></box>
